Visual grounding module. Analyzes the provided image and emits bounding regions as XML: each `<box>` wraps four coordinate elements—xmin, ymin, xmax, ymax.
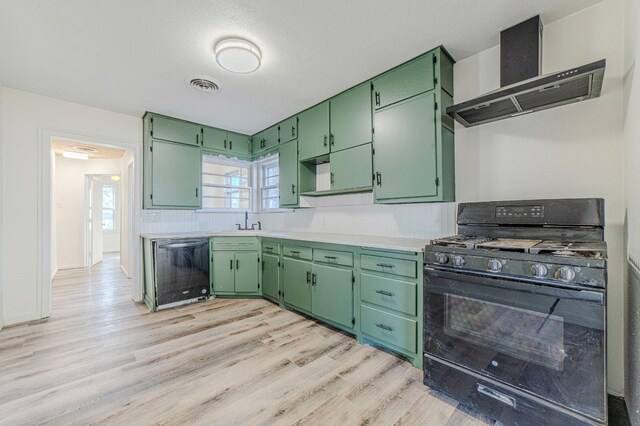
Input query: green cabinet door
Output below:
<box><xmin>372</xmin><ymin>53</ymin><xmax>435</xmax><ymax>110</ymax></box>
<box><xmin>251</xmin><ymin>131</ymin><xmax>263</xmax><ymax>155</ymax></box>
<box><xmin>151</xmin><ymin>140</ymin><xmax>201</xmax><ymax>208</ymax></box>
<box><xmin>279</xmin><ymin>116</ymin><xmax>297</xmax><ymax>143</ymax></box>
<box><xmin>202</xmin><ymin>126</ymin><xmax>227</xmax><ymax>151</ymax></box>
<box><xmin>279</xmin><ymin>140</ymin><xmax>298</xmax><ymax>206</ymax></box>
<box><xmin>227</xmin><ymin>131</ymin><xmax>250</xmax><ymax>156</ymax></box>
<box><xmin>283</xmin><ymin>258</ymin><xmax>312</xmax><ymax>312</ymax></box>
<box><xmin>330</xmin><ymin>83</ymin><xmax>372</xmax><ymax>152</ymax></box>
<box><xmin>151</xmin><ymin>116</ymin><xmax>201</xmax><ymax>146</ymax></box>
<box><xmin>298</xmin><ymin>101</ymin><xmax>330</xmax><ymax>161</ymax></box>
<box><xmin>235</xmin><ymin>252</ymin><xmax>259</xmax><ymax>293</ymax></box>
<box><xmin>373</xmin><ymin>93</ymin><xmax>438</xmax><ymax>201</ymax></box>
<box><xmin>330</xmin><ymin>143</ymin><xmax>372</xmax><ymax>191</ymax></box>
<box><xmin>312</xmin><ymin>264</ymin><xmax>353</xmax><ymax>329</ymax></box>
<box><xmin>212</xmin><ymin>251</ymin><xmax>235</xmax><ymax>293</ymax></box>
<box><xmin>263</xmin><ymin>125</ymin><xmax>279</xmax><ymax>151</ymax></box>
<box><xmin>262</xmin><ymin>253</ymin><xmax>280</xmax><ymax>299</ymax></box>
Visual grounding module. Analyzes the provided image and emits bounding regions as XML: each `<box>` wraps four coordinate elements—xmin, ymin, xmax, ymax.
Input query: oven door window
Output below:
<box><xmin>445</xmin><ymin>294</ymin><xmax>564</xmax><ymax>371</ymax></box>
<box><xmin>424</xmin><ymin>268</ymin><xmax>605</xmax><ymax>421</ymax></box>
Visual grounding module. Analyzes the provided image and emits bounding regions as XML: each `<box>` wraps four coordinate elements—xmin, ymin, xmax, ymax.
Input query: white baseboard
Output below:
<box><xmin>4</xmin><ymin>310</ymin><xmax>41</xmax><ymax>327</ymax></box>
<box><xmin>58</xmin><ymin>264</ymin><xmax>84</xmax><ymax>270</ymax></box>
<box><xmin>51</xmin><ymin>267</ymin><xmax>59</xmax><ymax>280</ymax></box>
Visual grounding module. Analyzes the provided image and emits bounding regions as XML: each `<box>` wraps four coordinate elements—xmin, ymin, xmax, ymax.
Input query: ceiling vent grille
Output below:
<box><xmin>189</xmin><ymin>77</ymin><xmax>220</xmax><ymax>93</ymax></box>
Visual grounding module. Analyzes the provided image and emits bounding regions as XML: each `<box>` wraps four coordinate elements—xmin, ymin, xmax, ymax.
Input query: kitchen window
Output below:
<box><xmin>260</xmin><ymin>157</ymin><xmax>279</xmax><ymax>210</ymax></box>
<box><xmin>202</xmin><ymin>155</ymin><xmax>251</xmax><ymax>210</ymax></box>
<box><xmin>102</xmin><ymin>184</ymin><xmax>117</xmax><ymax>230</ymax></box>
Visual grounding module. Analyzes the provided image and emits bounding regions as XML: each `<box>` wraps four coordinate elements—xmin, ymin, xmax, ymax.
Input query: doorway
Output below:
<box><xmin>49</xmin><ymin>138</ymin><xmax>137</xmax><ymax>307</ymax></box>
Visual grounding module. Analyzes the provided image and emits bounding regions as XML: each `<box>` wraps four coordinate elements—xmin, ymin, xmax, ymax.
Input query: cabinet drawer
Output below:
<box><xmin>283</xmin><ymin>244</ymin><xmax>313</xmax><ymax>260</ymax></box>
<box><xmin>211</xmin><ymin>237</ymin><xmax>259</xmax><ymax>251</ymax></box>
<box><xmin>313</xmin><ymin>248</ymin><xmax>353</xmax><ymax>267</ymax></box>
<box><xmin>262</xmin><ymin>241</ymin><xmax>280</xmax><ymax>255</ymax></box>
<box><xmin>361</xmin><ymin>305</ymin><xmax>417</xmax><ymax>353</ymax></box>
<box><xmin>361</xmin><ymin>273</ymin><xmax>416</xmax><ymax>316</ymax></box>
<box><xmin>360</xmin><ymin>255</ymin><xmax>417</xmax><ymax>278</ymax></box>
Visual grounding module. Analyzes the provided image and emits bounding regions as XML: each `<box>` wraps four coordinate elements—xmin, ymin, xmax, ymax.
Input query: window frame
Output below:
<box><xmin>102</xmin><ymin>183</ymin><xmax>118</xmax><ymax>232</ymax></box>
<box><xmin>201</xmin><ymin>154</ymin><xmax>253</xmax><ymax>212</ymax></box>
<box><xmin>259</xmin><ymin>156</ymin><xmax>280</xmax><ymax>211</ymax></box>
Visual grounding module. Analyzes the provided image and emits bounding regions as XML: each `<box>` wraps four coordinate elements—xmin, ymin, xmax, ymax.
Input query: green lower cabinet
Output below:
<box><xmin>373</xmin><ymin>92</ymin><xmax>438</xmax><ymax>201</ymax></box>
<box><xmin>211</xmin><ymin>251</ymin><xmax>235</xmax><ymax>293</ymax></box>
<box><xmin>330</xmin><ymin>143</ymin><xmax>372</xmax><ymax>191</ymax></box>
<box><xmin>311</xmin><ymin>264</ymin><xmax>353</xmax><ymax>329</ymax></box>
<box><xmin>211</xmin><ymin>250</ymin><xmax>259</xmax><ymax>294</ymax></box>
<box><xmin>262</xmin><ymin>253</ymin><xmax>280</xmax><ymax>300</ymax></box>
<box><xmin>234</xmin><ymin>252</ymin><xmax>259</xmax><ymax>293</ymax></box>
<box><xmin>361</xmin><ymin>305</ymin><xmax>417</xmax><ymax>354</ymax></box>
<box><xmin>282</xmin><ymin>258</ymin><xmax>312</xmax><ymax>312</ymax></box>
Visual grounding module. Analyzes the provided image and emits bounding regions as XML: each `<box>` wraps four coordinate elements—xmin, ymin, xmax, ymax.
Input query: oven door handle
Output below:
<box><xmin>424</xmin><ymin>267</ymin><xmax>604</xmax><ymax>305</ymax></box>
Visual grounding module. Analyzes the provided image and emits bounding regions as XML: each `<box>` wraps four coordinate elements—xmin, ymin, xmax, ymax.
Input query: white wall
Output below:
<box><xmin>120</xmin><ymin>151</ymin><xmax>134</xmax><ymax>277</ymax></box>
<box><xmin>454</xmin><ymin>0</ymin><xmax>626</xmax><ymax>395</ymax></box>
<box><xmin>0</xmin><ymin>87</ymin><xmax>141</xmax><ymax>325</ymax></box>
<box><xmin>624</xmin><ymin>0</ymin><xmax>640</xmax><ymax>420</ymax></box>
<box><xmin>54</xmin><ymin>157</ymin><xmax>122</xmax><ymax>269</ymax></box>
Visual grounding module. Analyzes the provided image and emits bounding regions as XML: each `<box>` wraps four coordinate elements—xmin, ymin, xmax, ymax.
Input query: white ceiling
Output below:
<box><xmin>0</xmin><ymin>0</ymin><xmax>602</xmax><ymax>135</ymax></box>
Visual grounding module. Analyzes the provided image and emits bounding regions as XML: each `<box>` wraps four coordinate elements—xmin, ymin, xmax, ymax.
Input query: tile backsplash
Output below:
<box><xmin>140</xmin><ymin>202</ymin><xmax>456</xmax><ymax>241</ymax></box>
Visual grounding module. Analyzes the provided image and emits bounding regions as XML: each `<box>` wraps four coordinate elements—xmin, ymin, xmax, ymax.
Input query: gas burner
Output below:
<box><xmin>529</xmin><ymin>241</ymin><xmax>606</xmax><ymax>259</ymax></box>
<box><xmin>430</xmin><ymin>235</ymin><xmax>493</xmax><ymax>249</ymax></box>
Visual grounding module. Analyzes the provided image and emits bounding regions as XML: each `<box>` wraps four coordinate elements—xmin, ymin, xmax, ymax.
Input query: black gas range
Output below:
<box><xmin>423</xmin><ymin>199</ymin><xmax>607</xmax><ymax>425</ymax></box>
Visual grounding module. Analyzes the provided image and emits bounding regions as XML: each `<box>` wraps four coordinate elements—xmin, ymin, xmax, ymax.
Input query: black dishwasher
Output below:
<box><xmin>154</xmin><ymin>238</ymin><xmax>210</xmax><ymax>308</ymax></box>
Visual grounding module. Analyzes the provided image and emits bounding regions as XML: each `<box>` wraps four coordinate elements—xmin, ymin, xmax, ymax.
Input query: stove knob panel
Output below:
<box><xmin>554</xmin><ymin>266</ymin><xmax>576</xmax><ymax>282</ymax></box>
<box><xmin>530</xmin><ymin>263</ymin><xmax>548</xmax><ymax>278</ymax></box>
<box><xmin>435</xmin><ymin>253</ymin><xmax>449</xmax><ymax>264</ymax></box>
<box><xmin>487</xmin><ymin>259</ymin><xmax>502</xmax><ymax>272</ymax></box>
<box><xmin>452</xmin><ymin>255</ymin><xmax>466</xmax><ymax>267</ymax></box>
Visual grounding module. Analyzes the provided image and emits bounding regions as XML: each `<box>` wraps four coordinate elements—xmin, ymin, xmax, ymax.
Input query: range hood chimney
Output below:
<box><xmin>446</xmin><ymin>15</ymin><xmax>606</xmax><ymax>127</ymax></box>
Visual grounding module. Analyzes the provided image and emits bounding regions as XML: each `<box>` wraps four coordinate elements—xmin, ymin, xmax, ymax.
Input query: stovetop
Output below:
<box><xmin>425</xmin><ymin>235</ymin><xmax>607</xmax><ymax>289</ymax></box>
<box><xmin>430</xmin><ymin>235</ymin><xmax>607</xmax><ymax>260</ymax></box>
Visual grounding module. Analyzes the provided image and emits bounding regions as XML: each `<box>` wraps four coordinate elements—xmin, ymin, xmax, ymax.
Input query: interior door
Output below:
<box><xmin>90</xmin><ymin>176</ymin><xmax>104</xmax><ymax>265</ymax></box>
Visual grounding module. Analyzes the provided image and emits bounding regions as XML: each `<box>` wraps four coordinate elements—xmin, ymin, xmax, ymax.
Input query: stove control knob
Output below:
<box><xmin>487</xmin><ymin>259</ymin><xmax>502</xmax><ymax>272</ymax></box>
<box><xmin>452</xmin><ymin>255</ymin><xmax>466</xmax><ymax>267</ymax></box>
<box><xmin>554</xmin><ymin>266</ymin><xmax>576</xmax><ymax>282</ymax></box>
<box><xmin>435</xmin><ymin>253</ymin><xmax>449</xmax><ymax>264</ymax></box>
<box><xmin>530</xmin><ymin>264</ymin><xmax>548</xmax><ymax>278</ymax></box>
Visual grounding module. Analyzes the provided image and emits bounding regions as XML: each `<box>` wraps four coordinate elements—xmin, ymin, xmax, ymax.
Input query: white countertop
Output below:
<box><xmin>140</xmin><ymin>230</ymin><xmax>428</xmax><ymax>252</ymax></box>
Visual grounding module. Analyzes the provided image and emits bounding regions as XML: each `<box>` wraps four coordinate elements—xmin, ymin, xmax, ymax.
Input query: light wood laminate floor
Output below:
<box><xmin>0</xmin><ymin>254</ymin><xmax>492</xmax><ymax>425</ymax></box>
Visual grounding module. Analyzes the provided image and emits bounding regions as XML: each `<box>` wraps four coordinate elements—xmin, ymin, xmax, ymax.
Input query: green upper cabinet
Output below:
<box><xmin>330</xmin><ymin>143</ymin><xmax>372</xmax><ymax>191</ymax></box>
<box><xmin>262</xmin><ymin>252</ymin><xmax>280</xmax><ymax>300</ymax></box>
<box><xmin>279</xmin><ymin>140</ymin><xmax>298</xmax><ymax>206</ymax></box>
<box><xmin>202</xmin><ymin>126</ymin><xmax>227</xmax><ymax>151</ymax></box>
<box><xmin>253</xmin><ymin>124</ymin><xmax>278</xmax><ymax>156</ymax></box>
<box><xmin>330</xmin><ymin>83</ymin><xmax>373</xmax><ymax>152</ymax></box>
<box><xmin>227</xmin><ymin>131</ymin><xmax>251</xmax><ymax>157</ymax></box>
<box><xmin>372</xmin><ymin>53</ymin><xmax>435</xmax><ymax>110</ymax></box>
<box><xmin>148</xmin><ymin>140</ymin><xmax>201</xmax><ymax>208</ymax></box>
<box><xmin>283</xmin><ymin>258</ymin><xmax>312</xmax><ymax>312</ymax></box>
<box><xmin>150</xmin><ymin>115</ymin><xmax>201</xmax><ymax>146</ymax></box>
<box><xmin>374</xmin><ymin>93</ymin><xmax>438</xmax><ymax>201</ymax></box>
<box><xmin>279</xmin><ymin>116</ymin><xmax>297</xmax><ymax>143</ymax></box>
<box><xmin>298</xmin><ymin>101</ymin><xmax>330</xmax><ymax>161</ymax></box>
<box><xmin>311</xmin><ymin>264</ymin><xmax>353</xmax><ymax>329</ymax></box>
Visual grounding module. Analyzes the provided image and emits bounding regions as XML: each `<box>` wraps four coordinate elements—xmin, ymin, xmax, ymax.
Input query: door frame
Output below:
<box><xmin>38</xmin><ymin>127</ymin><xmax>143</xmax><ymax>319</ymax></box>
<box><xmin>84</xmin><ymin>174</ymin><xmax>116</xmax><ymax>267</ymax></box>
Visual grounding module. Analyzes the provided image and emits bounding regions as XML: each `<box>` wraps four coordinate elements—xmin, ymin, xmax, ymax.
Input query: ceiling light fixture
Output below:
<box><xmin>111</xmin><ymin>175</ymin><xmax>121</xmax><ymax>182</ymax></box>
<box><xmin>215</xmin><ymin>38</ymin><xmax>262</xmax><ymax>73</ymax></box>
<box><xmin>62</xmin><ymin>150</ymin><xmax>89</xmax><ymax>160</ymax></box>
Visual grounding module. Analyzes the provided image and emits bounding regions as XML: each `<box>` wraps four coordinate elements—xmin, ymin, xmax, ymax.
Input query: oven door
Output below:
<box><xmin>424</xmin><ymin>267</ymin><xmax>606</xmax><ymax>422</ymax></box>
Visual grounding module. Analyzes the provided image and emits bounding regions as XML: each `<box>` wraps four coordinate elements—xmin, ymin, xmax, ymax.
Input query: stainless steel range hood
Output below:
<box><xmin>447</xmin><ymin>16</ymin><xmax>606</xmax><ymax>127</ymax></box>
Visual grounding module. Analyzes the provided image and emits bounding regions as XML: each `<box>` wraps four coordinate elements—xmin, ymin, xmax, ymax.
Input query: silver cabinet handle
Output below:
<box><xmin>376</xmin><ymin>263</ymin><xmax>395</xmax><ymax>268</ymax></box>
<box><xmin>476</xmin><ymin>384</ymin><xmax>516</xmax><ymax>408</ymax></box>
<box><xmin>375</xmin><ymin>290</ymin><xmax>394</xmax><ymax>297</ymax></box>
<box><xmin>376</xmin><ymin>323</ymin><xmax>393</xmax><ymax>332</ymax></box>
